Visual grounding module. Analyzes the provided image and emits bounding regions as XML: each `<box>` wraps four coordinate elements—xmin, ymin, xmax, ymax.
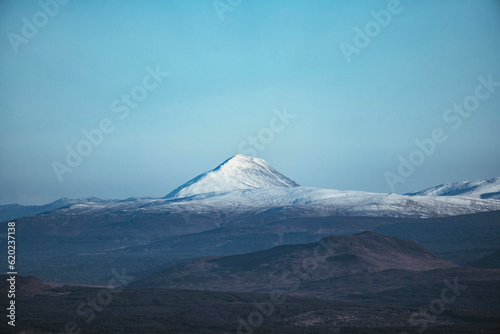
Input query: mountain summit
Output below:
<box><xmin>165</xmin><ymin>154</ymin><xmax>299</xmax><ymax>199</ymax></box>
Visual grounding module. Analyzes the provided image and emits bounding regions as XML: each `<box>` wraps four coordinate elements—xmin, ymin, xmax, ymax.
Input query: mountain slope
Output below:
<box><xmin>0</xmin><ymin>275</ymin><xmax>57</xmax><ymax>297</ymax></box>
<box><xmin>9</xmin><ymin>187</ymin><xmax>500</xmax><ymax>226</ymax></box>
<box><xmin>165</xmin><ymin>154</ymin><xmax>299</xmax><ymax>199</ymax></box>
<box><xmin>163</xmin><ymin>187</ymin><xmax>500</xmax><ymax>218</ymax></box>
<box><xmin>297</xmin><ymin>266</ymin><xmax>500</xmax><ymax>298</ymax></box>
<box><xmin>406</xmin><ymin>177</ymin><xmax>500</xmax><ymax>199</ymax></box>
<box><xmin>0</xmin><ymin>197</ymin><xmax>119</xmax><ymax>222</ymax></box>
<box><xmin>470</xmin><ymin>249</ymin><xmax>500</xmax><ymax>269</ymax></box>
<box><xmin>129</xmin><ymin>232</ymin><xmax>457</xmax><ymax>291</ymax></box>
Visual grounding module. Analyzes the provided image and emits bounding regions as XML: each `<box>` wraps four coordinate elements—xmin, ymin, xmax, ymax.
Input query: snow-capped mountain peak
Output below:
<box><xmin>165</xmin><ymin>154</ymin><xmax>299</xmax><ymax>199</ymax></box>
<box><xmin>406</xmin><ymin>177</ymin><xmax>500</xmax><ymax>200</ymax></box>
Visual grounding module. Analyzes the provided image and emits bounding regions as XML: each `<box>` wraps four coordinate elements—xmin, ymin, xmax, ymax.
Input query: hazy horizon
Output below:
<box><xmin>1</xmin><ymin>0</ymin><xmax>500</xmax><ymax>205</ymax></box>
<box><xmin>2</xmin><ymin>152</ymin><xmax>500</xmax><ymax>206</ymax></box>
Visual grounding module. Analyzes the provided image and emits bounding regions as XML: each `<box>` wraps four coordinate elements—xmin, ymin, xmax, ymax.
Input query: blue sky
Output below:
<box><xmin>1</xmin><ymin>0</ymin><xmax>499</xmax><ymax>204</ymax></box>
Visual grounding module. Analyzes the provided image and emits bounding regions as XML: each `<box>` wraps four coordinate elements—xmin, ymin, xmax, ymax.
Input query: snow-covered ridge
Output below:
<box><xmin>165</xmin><ymin>154</ymin><xmax>299</xmax><ymax>199</ymax></box>
<box><xmin>5</xmin><ymin>156</ymin><xmax>500</xmax><ymax>221</ymax></box>
<box><xmin>52</xmin><ymin>187</ymin><xmax>500</xmax><ymax>219</ymax></box>
<box><xmin>406</xmin><ymin>177</ymin><xmax>500</xmax><ymax>200</ymax></box>
<box><xmin>165</xmin><ymin>187</ymin><xmax>500</xmax><ymax>218</ymax></box>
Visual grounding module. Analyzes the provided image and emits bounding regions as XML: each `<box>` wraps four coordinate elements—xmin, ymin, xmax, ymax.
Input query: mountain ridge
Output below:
<box><xmin>129</xmin><ymin>231</ymin><xmax>457</xmax><ymax>291</ymax></box>
<box><xmin>406</xmin><ymin>177</ymin><xmax>500</xmax><ymax>199</ymax></box>
<box><xmin>2</xmin><ymin>156</ymin><xmax>500</xmax><ymax>222</ymax></box>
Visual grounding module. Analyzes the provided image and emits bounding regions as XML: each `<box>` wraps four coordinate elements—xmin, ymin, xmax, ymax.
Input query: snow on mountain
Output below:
<box><xmin>0</xmin><ymin>197</ymin><xmax>120</xmax><ymax>222</ymax></box>
<box><xmin>165</xmin><ymin>154</ymin><xmax>299</xmax><ymax>199</ymax></box>
<box><xmin>49</xmin><ymin>186</ymin><xmax>500</xmax><ymax>220</ymax></box>
<box><xmin>157</xmin><ymin>187</ymin><xmax>500</xmax><ymax>218</ymax></box>
<box><xmin>13</xmin><ymin>156</ymin><xmax>500</xmax><ymax>221</ymax></box>
<box><xmin>406</xmin><ymin>177</ymin><xmax>500</xmax><ymax>200</ymax></box>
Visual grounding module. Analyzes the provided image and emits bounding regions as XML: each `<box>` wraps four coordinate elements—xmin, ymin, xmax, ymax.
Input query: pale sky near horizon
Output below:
<box><xmin>1</xmin><ymin>0</ymin><xmax>499</xmax><ymax>205</ymax></box>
